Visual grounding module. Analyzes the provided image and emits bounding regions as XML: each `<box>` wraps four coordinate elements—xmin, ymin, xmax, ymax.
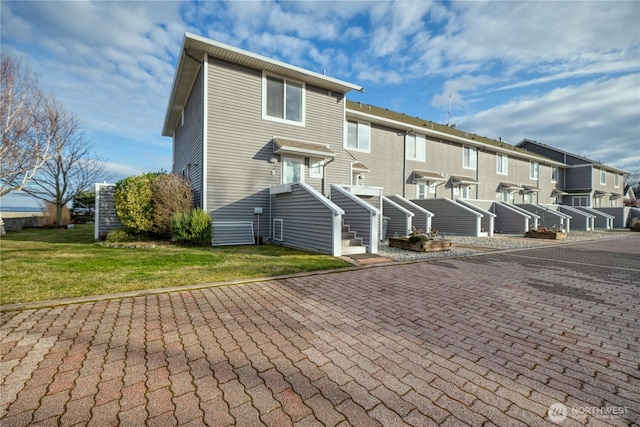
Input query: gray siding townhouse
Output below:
<box><xmin>159</xmin><ymin>33</ymin><xmax>631</xmax><ymax>255</ymax></box>
<box><xmin>518</xmin><ymin>139</ymin><xmax>627</xmax><ymax>208</ymax></box>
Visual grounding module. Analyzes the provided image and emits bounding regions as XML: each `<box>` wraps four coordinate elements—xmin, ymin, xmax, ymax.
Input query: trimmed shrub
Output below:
<box><xmin>151</xmin><ymin>174</ymin><xmax>193</xmax><ymax>237</ymax></box>
<box><xmin>630</xmin><ymin>217</ymin><xmax>640</xmax><ymax>232</ymax></box>
<box><xmin>171</xmin><ymin>208</ymin><xmax>213</xmax><ymax>246</ymax></box>
<box><xmin>114</xmin><ymin>172</ymin><xmax>162</xmax><ymax>234</ymax></box>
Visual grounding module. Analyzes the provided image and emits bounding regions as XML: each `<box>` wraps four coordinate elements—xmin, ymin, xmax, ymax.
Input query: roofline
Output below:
<box><xmin>346</xmin><ymin>108</ymin><xmax>566</xmax><ymax>167</ymax></box>
<box><xmin>517</xmin><ymin>139</ymin><xmax>630</xmax><ymax>174</ymax></box>
<box><xmin>163</xmin><ymin>33</ymin><xmax>363</xmax><ymax>136</ymax></box>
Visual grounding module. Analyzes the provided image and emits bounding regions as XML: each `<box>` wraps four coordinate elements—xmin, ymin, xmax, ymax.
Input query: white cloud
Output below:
<box><xmin>458</xmin><ymin>75</ymin><xmax>640</xmax><ymax>171</ymax></box>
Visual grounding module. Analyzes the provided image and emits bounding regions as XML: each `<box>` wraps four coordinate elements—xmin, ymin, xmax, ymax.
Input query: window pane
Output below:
<box><xmin>285</xmin><ymin>81</ymin><xmax>302</xmax><ymax>122</ymax></box>
<box><xmin>416</xmin><ymin>135</ymin><xmax>425</xmax><ymax>161</ymax></box>
<box><xmin>283</xmin><ymin>158</ymin><xmax>303</xmax><ymax>184</ymax></box>
<box><xmin>347</xmin><ymin>121</ymin><xmax>357</xmax><ymax>149</ymax></box>
<box><xmin>358</xmin><ymin>123</ymin><xmax>370</xmax><ymax>151</ymax></box>
<box><xmin>266</xmin><ymin>76</ymin><xmax>284</xmax><ymax>119</ymax></box>
<box><xmin>406</xmin><ymin>134</ymin><xmax>416</xmax><ymax>159</ymax></box>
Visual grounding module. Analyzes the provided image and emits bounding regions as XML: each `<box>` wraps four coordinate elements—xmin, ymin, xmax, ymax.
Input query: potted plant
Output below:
<box><xmin>524</xmin><ymin>226</ymin><xmax>567</xmax><ymax>240</ymax></box>
<box><xmin>389</xmin><ymin>228</ymin><xmax>452</xmax><ymax>251</ymax></box>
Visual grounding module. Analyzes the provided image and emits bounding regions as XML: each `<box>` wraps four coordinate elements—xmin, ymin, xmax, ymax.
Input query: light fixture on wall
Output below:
<box><xmin>269</xmin><ymin>156</ymin><xmax>278</xmax><ymax>164</ymax></box>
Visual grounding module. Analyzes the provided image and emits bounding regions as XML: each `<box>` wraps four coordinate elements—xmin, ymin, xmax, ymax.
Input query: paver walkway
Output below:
<box><xmin>1</xmin><ymin>237</ymin><xmax>639</xmax><ymax>426</ymax></box>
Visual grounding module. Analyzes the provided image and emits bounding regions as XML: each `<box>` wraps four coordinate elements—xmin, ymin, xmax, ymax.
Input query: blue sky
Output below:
<box><xmin>1</xmin><ymin>0</ymin><xmax>639</xmax><ymax>208</ymax></box>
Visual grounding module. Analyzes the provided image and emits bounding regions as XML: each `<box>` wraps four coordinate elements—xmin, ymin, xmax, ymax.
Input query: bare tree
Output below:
<box><xmin>22</xmin><ymin>99</ymin><xmax>108</xmax><ymax>225</ymax></box>
<box><xmin>1</xmin><ymin>54</ymin><xmax>51</xmax><ymax>197</ymax></box>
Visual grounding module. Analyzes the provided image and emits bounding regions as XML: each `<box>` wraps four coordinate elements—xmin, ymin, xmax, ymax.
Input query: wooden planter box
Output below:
<box><xmin>389</xmin><ymin>237</ymin><xmax>452</xmax><ymax>252</ymax></box>
<box><xmin>524</xmin><ymin>231</ymin><xmax>567</xmax><ymax>240</ymax></box>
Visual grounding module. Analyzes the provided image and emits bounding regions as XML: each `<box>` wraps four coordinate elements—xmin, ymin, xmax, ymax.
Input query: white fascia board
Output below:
<box><xmin>185</xmin><ymin>32</ymin><xmax>363</xmax><ymax>93</ymax></box>
<box><xmin>346</xmin><ymin>108</ymin><xmax>566</xmax><ymax>167</ymax></box>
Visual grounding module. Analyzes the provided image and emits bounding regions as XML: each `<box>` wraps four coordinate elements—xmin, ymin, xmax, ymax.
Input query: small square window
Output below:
<box><xmin>264</xmin><ymin>74</ymin><xmax>304</xmax><ymax>124</ymax></box>
<box><xmin>309</xmin><ymin>159</ymin><xmax>323</xmax><ymax>179</ymax></box>
<box><xmin>406</xmin><ymin>134</ymin><xmax>426</xmax><ymax>161</ymax></box>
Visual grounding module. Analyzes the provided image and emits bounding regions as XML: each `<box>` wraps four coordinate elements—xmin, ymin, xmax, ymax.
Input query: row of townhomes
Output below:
<box><xmin>109</xmin><ymin>32</ymin><xmax>633</xmax><ymax>256</ymax></box>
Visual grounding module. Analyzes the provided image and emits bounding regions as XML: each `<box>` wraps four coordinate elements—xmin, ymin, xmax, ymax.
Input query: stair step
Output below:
<box><xmin>341</xmin><ymin>245</ymin><xmax>368</xmax><ymax>255</ymax></box>
<box><xmin>342</xmin><ymin>231</ymin><xmax>356</xmax><ymax>239</ymax></box>
<box><xmin>342</xmin><ymin>238</ymin><xmax>363</xmax><ymax>247</ymax></box>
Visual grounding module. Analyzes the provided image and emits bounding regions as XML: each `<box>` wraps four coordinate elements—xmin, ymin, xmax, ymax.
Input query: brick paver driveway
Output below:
<box><xmin>2</xmin><ymin>237</ymin><xmax>639</xmax><ymax>426</ymax></box>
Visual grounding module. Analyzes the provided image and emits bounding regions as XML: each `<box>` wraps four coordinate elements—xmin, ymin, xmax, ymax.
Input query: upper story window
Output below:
<box><xmin>406</xmin><ymin>134</ymin><xmax>426</xmax><ymax>161</ymax></box>
<box><xmin>529</xmin><ymin>161</ymin><xmax>539</xmax><ymax>180</ymax></box>
<box><xmin>264</xmin><ymin>74</ymin><xmax>304</xmax><ymax>124</ymax></box>
<box><xmin>463</xmin><ymin>146</ymin><xmax>477</xmax><ymax>170</ymax></box>
<box><xmin>614</xmin><ymin>174</ymin><xmax>620</xmax><ymax>187</ymax></box>
<box><xmin>600</xmin><ymin>169</ymin><xmax>606</xmax><ymax>185</ymax></box>
<box><xmin>551</xmin><ymin>166</ymin><xmax>558</xmax><ymax>183</ymax></box>
<box><xmin>496</xmin><ymin>154</ymin><xmax>508</xmax><ymax>175</ymax></box>
<box><xmin>346</xmin><ymin>120</ymin><xmax>370</xmax><ymax>152</ymax></box>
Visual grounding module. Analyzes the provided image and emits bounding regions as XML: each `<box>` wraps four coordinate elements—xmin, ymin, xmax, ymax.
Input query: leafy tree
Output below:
<box><xmin>114</xmin><ymin>172</ymin><xmax>162</xmax><ymax>234</ymax></box>
<box><xmin>1</xmin><ymin>54</ymin><xmax>51</xmax><ymax>196</ymax></box>
<box><xmin>22</xmin><ymin>99</ymin><xmax>108</xmax><ymax>225</ymax></box>
<box><xmin>72</xmin><ymin>190</ymin><xmax>96</xmax><ymax>213</ymax></box>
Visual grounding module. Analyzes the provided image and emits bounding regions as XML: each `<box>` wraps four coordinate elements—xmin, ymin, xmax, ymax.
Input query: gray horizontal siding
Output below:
<box><xmin>573</xmin><ymin>206</ymin><xmax>613</xmax><ymax>229</ymax></box>
<box><xmin>331</xmin><ymin>185</ymin><xmax>378</xmax><ymax>250</ymax></box>
<box><xmin>387</xmin><ymin>195</ymin><xmax>433</xmax><ymax>233</ymax></box>
<box><xmin>410</xmin><ymin>198</ymin><xmax>481</xmax><ymax>236</ymax></box>
<box><xmin>272</xmin><ymin>183</ymin><xmax>341</xmax><ymax>255</ymax></box>
<box><xmin>492</xmin><ymin>202</ymin><xmax>530</xmax><ymax>233</ymax></box>
<box><xmin>382</xmin><ymin>196</ymin><xmax>413</xmax><ymax>239</ymax></box>
<box><xmin>566</xmin><ymin>166</ymin><xmax>593</xmax><ymax>190</ymax></box>
<box><xmin>95</xmin><ymin>184</ymin><xmax>123</xmax><ymax>239</ymax></box>
<box><xmin>555</xmin><ymin>205</ymin><xmax>594</xmax><ymax>231</ymax></box>
<box><xmin>456</xmin><ymin>199</ymin><xmax>495</xmax><ymax>235</ymax></box>
<box><xmin>516</xmin><ymin>204</ymin><xmax>570</xmax><ymax>231</ymax></box>
<box><xmin>595</xmin><ymin>207</ymin><xmax>632</xmax><ymax>228</ymax></box>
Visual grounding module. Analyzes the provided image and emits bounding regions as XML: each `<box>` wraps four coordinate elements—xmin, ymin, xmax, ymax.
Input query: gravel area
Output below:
<box><xmin>378</xmin><ymin>229</ymin><xmax>637</xmax><ymax>262</ymax></box>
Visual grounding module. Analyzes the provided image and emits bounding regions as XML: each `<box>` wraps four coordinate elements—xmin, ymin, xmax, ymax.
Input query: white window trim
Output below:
<box><xmin>599</xmin><ymin>169</ymin><xmax>606</xmax><ymax>185</ymax></box>
<box><xmin>463</xmin><ymin>146</ymin><xmax>477</xmax><ymax>170</ymax></box>
<box><xmin>345</xmin><ymin>120</ymin><xmax>371</xmax><ymax>153</ymax></box>
<box><xmin>309</xmin><ymin>158</ymin><xmax>323</xmax><ymax>179</ymax></box>
<box><xmin>551</xmin><ymin>166</ymin><xmax>558</xmax><ymax>183</ymax></box>
<box><xmin>262</xmin><ymin>72</ymin><xmax>306</xmax><ymax>127</ymax></box>
<box><xmin>614</xmin><ymin>174</ymin><xmax>620</xmax><ymax>188</ymax></box>
<box><xmin>406</xmin><ymin>134</ymin><xmax>426</xmax><ymax>162</ymax></box>
<box><xmin>529</xmin><ymin>161</ymin><xmax>539</xmax><ymax>180</ymax></box>
<box><xmin>496</xmin><ymin>154</ymin><xmax>508</xmax><ymax>175</ymax></box>
<box><xmin>416</xmin><ymin>182</ymin><xmax>427</xmax><ymax>199</ymax></box>
<box><xmin>281</xmin><ymin>156</ymin><xmax>305</xmax><ymax>184</ymax></box>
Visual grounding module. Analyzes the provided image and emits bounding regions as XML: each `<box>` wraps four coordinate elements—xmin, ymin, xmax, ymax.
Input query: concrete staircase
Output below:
<box><xmin>341</xmin><ymin>223</ymin><xmax>367</xmax><ymax>255</ymax></box>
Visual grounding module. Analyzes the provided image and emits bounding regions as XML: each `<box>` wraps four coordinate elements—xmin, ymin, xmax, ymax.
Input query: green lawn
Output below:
<box><xmin>0</xmin><ymin>224</ymin><xmax>351</xmax><ymax>305</ymax></box>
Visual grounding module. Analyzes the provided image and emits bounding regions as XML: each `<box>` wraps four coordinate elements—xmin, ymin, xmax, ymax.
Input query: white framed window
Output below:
<box><xmin>600</xmin><ymin>169</ymin><xmax>606</xmax><ymax>185</ymax></box>
<box><xmin>263</xmin><ymin>73</ymin><xmax>304</xmax><ymax>124</ymax></box>
<box><xmin>551</xmin><ymin>166</ymin><xmax>558</xmax><ymax>183</ymax></box>
<box><xmin>282</xmin><ymin>157</ymin><xmax>304</xmax><ymax>184</ymax></box>
<box><xmin>572</xmin><ymin>196</ymin><xmax>589</xmax><ymax>207</ymax></box>
<box><xmin>496</xmin><ymin>154</ymin><xmax>508</xmax><ymax>175</ymax></box>
<box><xmin>461</xmin><ymin>186</ymin><xmax>471</xmax><ymax>199</ymax></box>
<box><xmin>463</xmin><ymin>146</ymin><xmax>477</xmax><ymax>170</ymax></box>
<box><xmin>309</xmin><ymin>159</ymin><xmax>323</xmax><ymax>179</ymax></box>
<box><xmin>429</xmin><ymin>183</ymin><xmax>437</xmax><ymax>194</ymax></box>
<box><xmin>614</xmin><ymin>174</ymin><xmax>620</xmax><ymax>188</ymax></box>
<box><xmin>406</xmin><ymin>134</ymin><xmax>426</xmax><ymax>161</ymax></box>
<box><xmin>346</xmin><ymin>120</ymin><xmax>370</xmax><ymax>152</ymax></box>
<box><xmin>416</xmin><ymin>183</ymin><xmax>427</xmax><ymax>199</ymax></box>
<box><xmin>529</xmin><ymin>161</ymin><xmax>539</xmax><ymax>180</ymax></box>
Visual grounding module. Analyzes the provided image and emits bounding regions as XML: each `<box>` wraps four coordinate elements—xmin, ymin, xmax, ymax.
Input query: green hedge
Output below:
<box><xmin>171</xmin><ymin>208</ymin><xmax>213</xmax><ymax>246</ymax></box>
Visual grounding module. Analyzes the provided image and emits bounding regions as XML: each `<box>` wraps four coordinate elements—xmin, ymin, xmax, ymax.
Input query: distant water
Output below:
<box><xmin>0</xmin><ymin>206</ymin><xmax>42</xmax><ymax>213</ymax></box>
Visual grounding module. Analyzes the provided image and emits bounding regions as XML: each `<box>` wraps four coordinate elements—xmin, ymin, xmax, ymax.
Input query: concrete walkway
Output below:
<box><xmin>1</xmin><ymin>237</ymin><xmax>639</xmax><ymax>426</ymax></box>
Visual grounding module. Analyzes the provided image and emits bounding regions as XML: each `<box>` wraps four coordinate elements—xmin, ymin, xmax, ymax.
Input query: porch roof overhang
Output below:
<box><xmin>351</xmin><ymin>161</ymin><xmax>370</xmax><ymax>172</ymax></box>
<box><xmin>272</xmin><ymin>137</ymin><xmax>336</xmax><ymax>158</ymax></box>
<box><xmin>450</xmin><ymin>175</ymin><xmax>478</xmax><ymax>186</ymax></box>
<box><xmin>522</xmin><ymin>184</ymin><xmax>542</xmax><ymax>193</ymax></box>
<box><xmin>610</xmin><ymin>191</ymin><xmax>623</xmax><ymax>199</ymax></box>
<box><xmin>498</xmin><ymin>181</ymin><xmax>523</xmax><ymax>191</ymax></box>
<box><xmin>413</xmin><ymin>170</ymin><xmax>446</xmax><ymax>182</ymax></box>
<box><xmin>162</xmin><ymin>33</ymin><xmax>363</xmax><ymax>136</ymax></box>
<box><xmin>594</xmin><ymin>190</ymin><xmax>610</xmax><ymax>197</ymax></box>
<box><xmin>551</xmin><ymin>189</ymin><xmax>569</xmax><ymax>196</ymax></box>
